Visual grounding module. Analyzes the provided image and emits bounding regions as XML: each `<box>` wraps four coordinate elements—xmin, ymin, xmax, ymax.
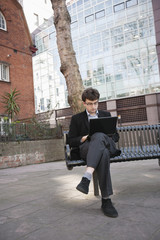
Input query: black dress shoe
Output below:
<box><xmin>101</xmin><ymin>198</ymin><xmax>118</xmax><ymax>218</ymax></box>
<box><xmin>76</xmin><ymin>177</ymin><xmax>90</xmax><ymax>194</ymax></box>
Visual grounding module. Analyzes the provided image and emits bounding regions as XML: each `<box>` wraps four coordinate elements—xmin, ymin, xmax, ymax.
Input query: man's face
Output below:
<box><xmin>83</xmin><ymin>98</ymin><xmax>99</xmax><ymax>115</ymax></box>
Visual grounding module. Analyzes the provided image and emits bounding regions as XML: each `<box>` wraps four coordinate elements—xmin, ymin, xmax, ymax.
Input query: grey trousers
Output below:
<box><xmin>79</xmin><ymin>132</ymin><xmax>113</xmax><ymax>198</ymax></box>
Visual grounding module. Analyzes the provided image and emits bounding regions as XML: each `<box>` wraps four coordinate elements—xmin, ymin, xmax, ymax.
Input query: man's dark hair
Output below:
<box><xmin>82</xmin><ymin>87</ymin><xmax>100</xmax><ymax>102</ymax></box>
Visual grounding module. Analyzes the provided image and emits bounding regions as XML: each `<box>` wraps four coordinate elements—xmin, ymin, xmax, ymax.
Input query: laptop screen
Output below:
<box><xmin>89</xmin><ymin>116</ymin><xmax>118</xmax><ymax>136</ymax></box>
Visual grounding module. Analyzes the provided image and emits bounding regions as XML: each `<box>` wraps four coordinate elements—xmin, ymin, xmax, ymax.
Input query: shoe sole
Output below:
<box><xmin>76</xmin><ymin>186</ymin><xmax>88</xmax><ymax>194</ymax></box>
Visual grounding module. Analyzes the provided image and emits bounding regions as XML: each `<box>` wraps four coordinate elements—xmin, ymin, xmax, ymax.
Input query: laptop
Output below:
<box><xmin>89</xmin><ymin>116</ymin><xmax>118</xmax><ymax>136</ymax></box>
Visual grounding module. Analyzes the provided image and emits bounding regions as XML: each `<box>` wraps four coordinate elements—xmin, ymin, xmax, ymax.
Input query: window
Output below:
<box><xmin>113</xmin><ymin>0</ymin><xmax>123</xmax><ymax>4</ymax></box>
<box><xmin>106</xmin><ymin>74</ymin><xmax>113</xmax><ymax>82</ymax></box>
<box><xmin>77</xmin><ymin>0</ymin><xmax>83</xmax><ymax>11</ymax></box>
<box><xmin>49</xmin><ymin>32</ymin><xmax>54</xmax><ymax>39</ymax></box>
<box><xmin>56</xmin><ymin>88</ymin><xmax>59</xmax><ymax>96</ymax></box>
<box><xmin>95</xmin><ymin>3</ymin><xmax>104</xmax><ymax>12</ymax></box>
<box><xmin>111</xmin><ymin>26</ymin><xmax>123</xmax><ymax>36</ymax></box>
<box><xmin>139</xmin><ymin>18</ymin><xmax>148</xmax><ymax>28</ymax></box>
<box><xmin>77</xmin><ymin>0</ymin><xmax>82</xmax><ymax>6</ymax></box>
<box><xmin>67</xmin><ymin>6</ymin><xmax>71</xmax><ymax>12</ymax></box>
<box><xmin>114</xmin><ymin>3</ymin><xmax>125</xmax><ymax>12</ymax></box>
<box><xmin>71</xmin><ymin>21</ymin><xmax>78</xmax><ymax>29</ymax></box>
<box><xmin>102</xmin><ymin>30</ymin><xmax>110</xmax><ymax>38</ymax></box>
<box><xmin>139</xmin><ymin>28</ymin><xmax>149</xmax><ymax>38</ymax></box>
<box><xmin>40</xmin><ymin>98</ymin><xmax>44</xmax><ymax>111</ymax></box>
<box><xmin>93</xmin><ymin>75</ymin><xmax>105</xmax><ymax>85</ymax></box>
<box><xmin>0</xmin><ymin>63</ymin><xmax>10</xmax><ymax>82</ymax></box>
<box><xmin>85</xmin><ymin>7</ymin><xmax>93</xmax><ymax>16</ymax></box>
<box><xmin>72</xmin><ymin>15</ymin><xmax>77</xmax><ymax>22</ymax></box>
<box><xmin>124</xmin><ymin>21</ymin><xmax>137</xmax><ymax>31</ymax></box>
<box><xmin>106</xmin><ymin>7</ymin><xmax>113</xmax><ymax>15</ymax></box>
<box><xmin>112</xmin><ymin>34</ymin><xmax>124</xmax><ymax>45</ymax></box>
<box><xmin>34</xmin><ymin>13</ymin><xmax>39</xmax><ymax>26</ymax></box>
<box><xmin>47</xmin><ymin>99</ymin><xmax>51</xmax><ymax>109</ymax></box>
<box><xmin>43</xmin><ymin>36</ymin><xmax>49</xmax><ymax>49</ymax></box>
<box><xmin>85</xmin><ymin>14</ymin><xmax>94</xmax><ymax>23</ymax></box>
<box><xmin>115</xmin><ymin>74</ymin><xmax>123</xmax><ymax>80</ymax></box>
<box><xmin>43</xmin><ymin>18</ymin><xmax>48</xmax><ymax>26</ymax></box>
<box><xmin>0</xmin><ymin>11</ymin><xmax>7</xmax><ymax>30</ymax></box>
<box><xmin>84</xmin><ymin>78</ymin><xmax>92</xmax><ymax>86</ymax></box>
<box><xmin>95</xmin><ymin>10</ymin><xmax>105</xmax><ymax>19</ymax></box>
<box><xmin>105</xmin><ymin>0</ymin><xmax>112</xmax><ymax>7</ymax></box>
<box><xmin>125</xmin><ymin>30</ymin><xmax>138</xmax><ymax>42</ymax></box>
<box><xmin>126</xmin><ymin>0</ymin><xmax>138</xmax><ymax>8</ymax></box>
<box><xmin>72</xmin><ymin>3</ymin><xmax>76</xmax><ymax>9</ymax></box>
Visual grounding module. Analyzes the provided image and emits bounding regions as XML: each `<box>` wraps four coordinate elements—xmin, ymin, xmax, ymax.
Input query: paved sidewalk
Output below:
<box><xmin>0</xmin><ymin>160</ymin><xmax>160</xmax><ymax>240</ymax></box>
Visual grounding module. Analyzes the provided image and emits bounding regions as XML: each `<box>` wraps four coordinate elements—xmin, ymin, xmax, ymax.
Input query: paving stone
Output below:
<box><xmin>82</xmin><ymin>220</ymin><xmax>159</xmax><ymax>240</ymax></box>
<box><xmin>0</xmin><ymin>160</ymin><xmax>159</xmax><ymax>240</ymax></box>
<box><xmin>0</xmin><ymin>219</ymin><xmax>41</xmax><ymax>240</ymax></box>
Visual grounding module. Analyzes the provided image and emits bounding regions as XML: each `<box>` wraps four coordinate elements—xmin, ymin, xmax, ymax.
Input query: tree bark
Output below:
<box><xmin>50</xmin><ymin>0</ymin><xmax>85</xmax><ymax>114</ymax></box>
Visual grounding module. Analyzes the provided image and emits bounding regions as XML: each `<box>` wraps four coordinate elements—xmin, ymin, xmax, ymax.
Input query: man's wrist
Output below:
<box><xmin>81</xmin><ymin>135</ymin><xmax>88</xmax><ymax>143</ymax></box>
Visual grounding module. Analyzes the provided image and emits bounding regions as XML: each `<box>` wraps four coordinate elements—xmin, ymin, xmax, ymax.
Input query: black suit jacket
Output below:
<box><xmin>68</xmin><ymin>110</ymin><xmax>111</xmax><ymax>147</ymax></box>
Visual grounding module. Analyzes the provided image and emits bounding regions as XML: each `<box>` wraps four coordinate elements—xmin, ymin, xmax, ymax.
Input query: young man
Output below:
<box><xmin>68</xmin><ymin>87</ymin><xmax>119</xmax><ymax>218</ymax></box>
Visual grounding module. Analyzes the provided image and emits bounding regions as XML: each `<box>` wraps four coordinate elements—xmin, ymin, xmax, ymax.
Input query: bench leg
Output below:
<box><xmin>93</xmin><ymin>171</ymin><xmax>99</xmax><ymax>196</ymax></box>
<box><xmin>158</xmin><ymin>159</ymin><xmax>160</xmax><ymax>167</ymax></box>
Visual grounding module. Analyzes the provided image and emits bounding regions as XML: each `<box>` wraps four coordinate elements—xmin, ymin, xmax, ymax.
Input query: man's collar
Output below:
<box><xmin>86</xmin><ymin>109</ymin><xmax>99</xmax><ymax>117</ymax></box>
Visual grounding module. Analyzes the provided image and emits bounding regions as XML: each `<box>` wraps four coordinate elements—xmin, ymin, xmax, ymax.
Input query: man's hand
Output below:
<box><xmin>81</xmin><ymin>135</ymin><xmax>88</xmax><ymax>143</ymax></box>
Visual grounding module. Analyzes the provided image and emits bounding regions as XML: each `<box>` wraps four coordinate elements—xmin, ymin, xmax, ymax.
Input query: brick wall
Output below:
<box><xmin>0</xmin><ymin>0</ymin><xmax>35</xmax><ymax>120</ymax></box>
<box><xmin>0</xmin><ymin>139</ymin><xmax>65</xmax><ymax>169</ymax></box>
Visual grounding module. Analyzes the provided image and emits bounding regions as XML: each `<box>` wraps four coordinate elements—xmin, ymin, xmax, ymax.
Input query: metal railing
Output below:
<box><xmin>0</xmin><ymin>123</ymin><xmax>62</xmax><ymax>142</ymax></box>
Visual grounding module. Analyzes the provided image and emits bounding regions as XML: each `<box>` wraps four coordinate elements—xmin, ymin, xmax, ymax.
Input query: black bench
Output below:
<box><xmin>64</xmin><ymin>124</ymin><xmax>160</xmax><ymax>195</ymax></box>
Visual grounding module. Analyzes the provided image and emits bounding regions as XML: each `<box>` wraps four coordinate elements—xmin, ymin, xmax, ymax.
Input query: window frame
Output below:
<box><xmin>113</xmin><ymin>2</ymin><xmax>125</xmax><ymax>13</ymax></box>
<box><xmin>34</xmin><ymin>13</ymin><xmax>39</xmax><ymax>27</ymax></box>
<box><xmin>126</xmin><ymin>0</ymin><xmax>138</xmax><ymax>8</ymax></box>
<box><xmin>71</xmin><ymin>21</ymin><xmax>78</xmax><ymax>29</ymax></box>
<box><xmin>0</xmin><ymin>11</ymin><xmax>7</xmax><ymax>31</ymax></box>
<box><xmin>95</xmin><ymin>10</ymin><xmax>105</xmax><ymax>19</ymax></box>
<box><xmin>85</xmin><ymin>14</ymin><xmax>94</xmax><ymax>23</ymax></box>
<box><xmin>0</xmin><ymin>62</ymin><xmax>10</xmax><ymax>82</ymax></box>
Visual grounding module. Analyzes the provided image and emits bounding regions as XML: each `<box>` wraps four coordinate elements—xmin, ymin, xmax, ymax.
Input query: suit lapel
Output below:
<box><xmin>83</xmin><ymin>111</ymin><xmax>90</xmax><ymax>130</ymax></box>
<box><xmin>98</xmin><ymin>110</ymin><xmax>103</xmax><ymax>118</ymax></box>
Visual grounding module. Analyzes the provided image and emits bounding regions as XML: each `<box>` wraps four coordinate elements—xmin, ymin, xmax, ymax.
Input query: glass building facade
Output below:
<box><xmin>33</xmin><ymin>0</ymin><xmax>160</xmax><ymax>113</ymax></box>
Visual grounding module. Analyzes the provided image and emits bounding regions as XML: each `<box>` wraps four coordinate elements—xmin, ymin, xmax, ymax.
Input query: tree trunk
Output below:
<box><xmin>50</xmin><ymin>0</ymin><xmax>85</xmax><ymax>114</ymax></box>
